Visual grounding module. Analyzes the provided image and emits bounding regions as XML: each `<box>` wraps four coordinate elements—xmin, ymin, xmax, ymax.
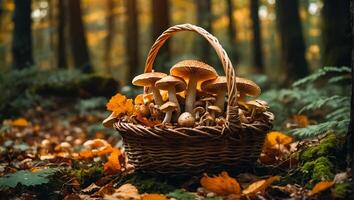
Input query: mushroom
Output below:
<box><xmin>201</xmin><ymin>76</ymin><xmax>227</xmax><ymax>112</ymax></box>
<box><xmin>102</xmin><ymin>113</ymin><xmax>116</xmax><ymax>128</ymax></box>
<box><xmin>193</xmin><ymin>107</ymin><xmax>205</xmax><ymax>120</ymax></box>
<box><xmin>207</xmin><ymin>105</ymin><xmax>222</xmax><ymax>119</ymax></box>
<box><xmin>215</xmin><ymin>117</ymin><xmax>226</xmax><ymax>126</ymax></box>
<box><xmin>155</xmin><ymin>75</ymin><xmax>187</xmax><ymax>116</ymax></box>
<box><xmin>246</xmin><ymin>100</ymin><xmax>268</xmax><ymax>118</ymax></box>
<box><xmin>235</xmin><ymin>77</ymin><xmax>261</xmax><ymax>102</ymax></box>
<box><xmin>143</xmin><ymin>93</ymin><xmax>154</xmax><ymax>105</ymax></box>
<box><xmin>200</xmin><ymin>97</ymin><xmax>216</xmax><ymax>110</ymax></box>
<box><xmin>170</xmin><ymin>60</ymin><xmax>217</xmax><ymax>114</ymax></box>
<box><xmin>178</xmin><ymin>112</ymin><xmax>195</xmax><ymax>127</ymax></box>
<box><xmin>159</xmin><ymin>101</ymin><xmax>178</xmax><ymax>124</ymax></box>
<box><xmin>132</xmin><ymin>72</ymin><xmax>167</xmax><ymax>106</ymax></box>
<box><xmin>134</xmin><ymin>94</ymin><xmax>144</xmax><ymax>105</ymax></box>
<box><xmin>200</xmin><ymin>111</ymin><xmax>214</xmax><ymax>126</ymax></box>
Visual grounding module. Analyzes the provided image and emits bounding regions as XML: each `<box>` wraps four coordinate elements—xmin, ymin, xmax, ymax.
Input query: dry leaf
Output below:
<box><xmin>103</xmin><ymin>148</ymin><xmax>122</xmax><ymax>174</ymax></box>
<box><xmin>201</xmin><ymin>171</ymin><xmax>241</xmax><ymax>195</ymax></box>
<box><xmin>11</xmin><ymin>118</ymin><xmax>29</xmax><ymax>127</ymax></box>
<box><xmin>242</xmin><ymin>176</ymin><xmax>280</xmax><ymax>196</ymax></box>
<box><xmin>106</xmin><ymin>93</ymin><xmax>134</xmax><ymax>117</ymax></box>
<box><xmin>93</xmin><ymin>183</ymin><xmax>115</xmax><ymax>197</ymax></box>
<box><xmin>308</xmin><ymin>181</ymin><xmax>334</xmax><ymax>196</ymax></box>
<box><xmin>104</xmin><ymin>184</ymin><xmax>140</xmax><ymax>200</ymax></box>
<box><xmin>141</xmin><ymin>194</ymin><xmax>168</xmax><ymax>200</ymax></box>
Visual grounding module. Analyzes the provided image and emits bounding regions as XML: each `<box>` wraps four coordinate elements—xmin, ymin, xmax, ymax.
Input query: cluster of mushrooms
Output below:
<box><xmin>104</xmin><ymin>60</ymin><xmax>272</xmax><ymax>128</ymax></box>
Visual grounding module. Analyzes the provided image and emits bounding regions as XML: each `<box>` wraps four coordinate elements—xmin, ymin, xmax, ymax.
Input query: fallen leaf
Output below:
<box><xmin>93</xmin><ymin>183</ymin><xmax>115</xmax><ymax>197</ymax></box>
<box><xmin>201</xmin><ymin>171</ymin><xmax>241</xmax><ymax>196</ymax></box>
<box><xmin>11</xmin><ymin>118</ymin><xmax>29</xmax><ymax>127</ymax></box>
<box><xmin>82</xmin><ymin>183</ymin><xmax>100</xmax><ymax>194</ymax></box>
<box><xmin>103</xmin><ymin>148</ymin><xmax>122</xmax><ymax>174</ymax></box>
<box><xmin>242</xmin><ymin>176</ymin><xmax>280</xmax><ymax>196</ymax></box>
<box><xmin>264</xmin><ymin>131</ymin><xmax>293</xmax><ymax>148</ymax></box>
<box><xmin>141</xmin><ymin>194</ymin><xmax>168</xmax><ymax>200</ymax></box>
<box><xmin>104</xmin><ymin>184</ymin><xmax>140</xmax><ymax>200</ymax></box>
<box><xmin>308</xmin><ymin>181</ymin><xmax>334</xmax><ymax>196</ymax></box>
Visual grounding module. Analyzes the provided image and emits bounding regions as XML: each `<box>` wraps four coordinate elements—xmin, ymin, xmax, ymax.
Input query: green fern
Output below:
<box><xmin>0</xmin><ymin>168</ymin><xmax>59</xmax><ymax>189</ymax></box>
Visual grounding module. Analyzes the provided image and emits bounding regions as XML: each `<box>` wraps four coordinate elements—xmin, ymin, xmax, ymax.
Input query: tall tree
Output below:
<box><xmin>322</xmin><ymin>0</ymin><xmax>351</xmax><ymax>67</ymax></box>
<box><xmin>275</xmin><ymin>0</ymin><xmax>308</xmax><ymax>82</ymax></box>
<box><xmin>151</xmin><ymin>0</ymin><xmax>170</xmax><ymax>70</ymax></box>
<box><xmin>12</xmin><ymin>0</ymin><xmax>34</xmax><ymax>69</ymax></box>
<box><xmin>125</xmin><ymin>0</ymin><xmax>139</xmax><ymax>81</ymax></box>
<box><xmin>226</xmin><ymin>0</ymin><xmax>239</xmax><ymax>63</ymax></box>
<box><xmin>196</xmin><ymin>0</ymin><xmax>213</xmax><ymax>64</ymax></box>
<box><xmin>250</xmin><ymin>0</ymin><xmax>263</xmax><ymax>72</ymax></box>
<box><xmin>105</xmin><ymin>0</ymin><xmax>115</xmax><ymax>74</ymax></box>
<box><xmin>57</xmin><ymin>0</ymin><xmax>67</xmax><ymax>69</ymax></box>
<box><xmin>67</xmin><ymin>0</ymin><xmax>92</xmax><ymax>73</ymax></box>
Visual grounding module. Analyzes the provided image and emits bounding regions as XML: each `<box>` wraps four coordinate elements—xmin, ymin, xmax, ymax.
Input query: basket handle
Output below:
<box><xmin>144</xmin><ymin>24</ymin><xmax>240</xmax><ymax>128</ymax></box>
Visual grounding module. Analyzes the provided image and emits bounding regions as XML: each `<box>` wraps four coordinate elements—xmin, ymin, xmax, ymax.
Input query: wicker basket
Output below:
<box><xmin>114</xmin><ymin>24</ymin><xmax>272</xmax><ymax>174</ymax></box>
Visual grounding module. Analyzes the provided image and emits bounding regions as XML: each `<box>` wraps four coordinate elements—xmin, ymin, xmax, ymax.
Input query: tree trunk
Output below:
<box><xmin>250</xmin><ymin>0</ymin><xmax>263</xmax><ymax>72</ymax></box>
<box><xmin>275</xmin><ymin>0</ymin><xmax>309</xmax><ymax>82</ymax></box>
<box><xmin>196</xmin><ymin>0</ymin><xmax>212</xmax><ymax>64</ymax></box>
<box><xmin>12</xmin><ymin>0</ymin><xmax>34</xmax><ymax>69</ymax></box>
<box><xmin>322</xmin><ymin>0</ymin><xmax>351</xmax><ymax>67</ymax></box>
<box><xmin>151</xmin><ymin>0</ymin><xmax>170</xmax><ymax>70</ymax></box>
<box><xmin>105</xmin><ymin>0</ymin><xmax>115</xmax><ymax>74</ymax></box>
<box><xmin>125</xmin><ymin>0</ymin><xmax>139</xmax><ymax>81</ymax></box>
<box><xmin>226</xmin><ymin>0</ymin><xmax>238</xmax><ymax>63</ymax></box>
<box><xmin>57</xmin><ymin>0</ymin><xmax>67</xmax><ymax>69</ymax></box>
<box><xmin>67</xmin><ymin>0</ymin><xmax>92</xmax><ymax>73</ymax></box>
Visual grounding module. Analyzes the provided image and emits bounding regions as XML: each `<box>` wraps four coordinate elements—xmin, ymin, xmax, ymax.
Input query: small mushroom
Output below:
<box><xmin>246</xmin><ymin>100</ymin><xmax>268</xmax><ymax>118</ymax></box>
<box><xmin>155</xmin><ymin>75</ymin><xmax>187</xmax><ymax>116</ymax></box>
<box><xmin>201</xmin><ymin>76</ymin><xmax>227</xmax><ymax>112</ymax></box>
<box><xmin>193</xmin><ymin>107</ymin><xmax>205</xmax><ymax>120</ymax></box>
<box><xmin>238</xmin><ymin>109</ymin><xmax>249</xmax><ymax>123</ymax></box>
<box><xmin>132</xmin><ymin>72</ymin><xmax>167</xmax><ymax>105</ymax></box>
<box><xmin>159</xmin><ymin>101</ymin><xmax>178</xmax><ymax>124</ymax></box>
<box><xmin>102</xmin><ymin>113</ymin><xmax>117</xmax><ymax>128</ymax></box>
<box><xmin>208</xmin><ymin>105</ymin><xmax>222</xmax><ymax>120</ymax></box>
<box><xmin>178</xmin><ymin>112</ymin><xmax>195</xmax><ymax>127</ymax></box>
<box><xmin>235</xmin><ymin>77</ymin><xmax>261</xmax><ymax>102</ymax></box>
<box><xmin>200</xmin><ymin>97</ymin><xmax>216</xmax><ymax>110</ymax></box>
<box><xmin>200</xmin><ymin>112</ymin><xmax>214</xmax><ymax>126</ymax></box>
<box><xmin>171</xmin><ymin>60</ymin><xmax>217</xmax><ymax>113</ymax></box>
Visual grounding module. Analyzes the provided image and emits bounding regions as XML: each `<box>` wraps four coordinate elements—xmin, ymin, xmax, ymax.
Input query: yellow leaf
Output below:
<box><xmin>104</xmin><ymin>148</ymin><xmax>122</xmax><ymax>174</ymax></box>
<box><xmin>242</xmin><ymin>176</ymin><xmax>280</xmax><ymax>196</ymax></box>
<box><xmin>141</xmin><ymin>194</ymin><xmax>168</xmax><ymax>200</ymax></box>
<box><xmin>11</xmin><ymin>118</ymin><xmax>29</xmax><ymax>127</ymax></box>
<box><xmin>308</xmin><ymin>181</ymin><xmax>334</xmax><ymax>196</ymax></box>
<box><xmin>201</xmin><ymin>171</ymin><xmax>241</xmax><ymax>195</ymax></box>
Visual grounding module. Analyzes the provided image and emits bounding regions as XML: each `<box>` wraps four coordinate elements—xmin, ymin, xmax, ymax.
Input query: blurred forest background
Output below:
<box><xmin>0</xmin><ymin>0</ymin><xmax>351</xmax><ymax>83</ymax></box>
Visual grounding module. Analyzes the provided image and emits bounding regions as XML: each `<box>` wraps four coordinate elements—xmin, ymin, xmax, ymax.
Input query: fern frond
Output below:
<box><xmin>299</xmin><ymin>96</ymin><xmax>349</xmax><ymax>113</ymax></box>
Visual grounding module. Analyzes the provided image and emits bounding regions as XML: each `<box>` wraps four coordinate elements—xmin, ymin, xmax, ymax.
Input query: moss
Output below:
<box><xmin>301</xmin><ymin>157</ymin><xmax>334</xmax><ymax>187</ymax></box>
<box><xmin>72</xmin><ymin>164</ymin><xmax>103</xmax><ymax>185</ymax></box>
<box><xmin>300</xmin><ymin>133</ymin><xmax>338</xmax><ymax>162</ymax></box>
<box><xmin>332</xmin><ymin>183</ymin><xmax>351</xmax><ymax>199</ymax></box>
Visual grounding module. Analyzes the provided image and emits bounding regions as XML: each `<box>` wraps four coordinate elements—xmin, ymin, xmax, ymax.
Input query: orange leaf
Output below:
<box><xmin>104</xmin><ymin>148</ymin><xmax>122</xmax><ymax>174</ymax></box>
<box><xmin>141</xmin><ymin>194</ymin><xmax>168</xmax><ymax>200</ymax></box>
<box><xmin>78</xmin><ymin>150</ymin><xmax>94</xmax><ymax>159</ymax></box>
<box><xmin>308</xmin><ymin>181</ymin><xmax>334</xmax><ymax>196</ymax></box>
<box><xmin>106</xmin><ymin>93</ymin><xmax>134</xmax><ymax>117</ymax></box>
<box><xmin>11</xmin><ymin>118</ymin><xmax>29</xmax><ymax>127</ymax></box>
<box><xmin>242</xmin><ymin>176</ymin><xmax>280</xmax><ymax>196</ymax></box>
<box><xmin>95</xmin><ymin>145</ymin><xmax>113</xmax><ymax>156</ymax></box>
<box><xmin>264</xmin><ymin>131</ymin><xmax>293</xmax><ymax>148</ymax></box>
<box><xmin>293</xmin><ymin>115</ymin><xmax>310</xmax><ymax>127</ymax></box>
<box><xmin>134</xmin><ymin>94</ymin><xmax>144</xmax><ymax>105</ymax></box>
<box><xmin>201</xmin><ymin>171</ymin><xmax>241</xmax><ymax>195</ymax></box>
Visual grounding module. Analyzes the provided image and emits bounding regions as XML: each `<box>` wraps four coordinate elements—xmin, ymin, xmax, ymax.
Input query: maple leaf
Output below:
<box><xmin>308</xmin><ymin>181</ymin><xmax>334</xmax><ymax>196</ymax></box>
<box><xmin>106</xmin><ymin>93</ymin><xmax>134</xmax><ymax>117</ymax></box>
<box><xmin>10</xmin><ymin>118</ymin><xmax>29</xmax><ymax>127</ymax></box>
<box><xmin>242</xmin><ymin>176</ymin><xmax>280</xmax><ymax>196</ymax></box>
<box><xmin>200</xmin><ymin>171</ymin><xmax>241</xmax><ymax>196</ymax></box>
<box><xmin>103</xmin><ymin>148</ymin><xmax>122</xmax><ymax>174</ymax></box>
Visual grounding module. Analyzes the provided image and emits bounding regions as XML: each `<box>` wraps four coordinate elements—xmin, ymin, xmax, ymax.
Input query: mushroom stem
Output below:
<box><xmin>168</xmin><ymin>87</ymin><xmax>180</xmax><ymax>115</ymax></box>
<box><xmin>150</xmin><ymin>86</ymin><xmax>163</xmax><ymax>106</ymax></box>
<box><xmin>215</xmin><ymin>90</ymin><xmax>227</xmax><ymax>112</ymax></box>
<box><xmin>185</xmin><ymin>77</ymin><xmax>198</xmax><ymax>114</ymax></box>
<box><xmin>162</xmin><ymin>111</ymin><xmax>172</xmax><ymax>124</ymax></box>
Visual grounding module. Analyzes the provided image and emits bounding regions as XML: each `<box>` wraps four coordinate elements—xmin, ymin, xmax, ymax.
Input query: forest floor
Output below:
<box><xmin>0</xmin><ymin>99</ymin><xmax>351</xmax><ymax>200</ymax></box>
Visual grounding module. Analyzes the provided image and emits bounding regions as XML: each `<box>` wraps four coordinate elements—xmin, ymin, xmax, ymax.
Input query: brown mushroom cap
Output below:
<box><xmin>236</xmin><ymin>77</ymin><xmax>261</xmax><ymax>97</ymax></box>
<box><xmin>170</xmin><ymin>60</ymin><xmax>217</xmax><ymax>81</ymax></box>
<box><xmin>201</xmin><ymin>76</ymin><xmax>227</xmax><ymax>94</ymax></box>
<box><xmin>132</xmin><ymin>72</ymin><xmax>167</xmax><ymax>86</ymax></box>
<box><xmin>159</xmin><ymin>101</ymin><xmax>178</xmax><ymax>112</ymax></box>
<box><xmin>155</xmin><ymin>75</ymin><xmax>187</xmax><ymax>92</ymax></box>
<box><xmin>208</xmin><ymin>105</ymin><xmax>222</xmax><ymax>113</ymax></box>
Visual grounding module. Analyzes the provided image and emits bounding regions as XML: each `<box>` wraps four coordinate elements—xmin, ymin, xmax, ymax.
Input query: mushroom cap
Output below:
<box><xmin>170</xmin><ymin>60</ymin><xmax>217</xmax><ymax>82</ymax></box>
<box><xmin>132</xmin><ymin>72</ymin><xmax>167</xmax><ymax>86</ymax></box>
<box><xmin>102</xmin><ymin>113</ymin><xmax>116</xmax><ymax>128</ymax></box>
<box><xmin>155</xmin><ymin>75</ymin><xmax>187</xmax><ymax>92</ymax></box>
<box><xmin>159</xmin><ymin>101</ymin><xmax>178</xmax><ymax>112</ymax></box>
<box><xmin>193</xmin><ymin>106</ymin><xmax>205</xmax><ymax>114</ymax></box>
<box><xmin>208</xmin><ymin>105</ymin><xmax>222</xmax><ymax>113</ymax></box>
<box><xmin>178</xmin><ymin>112</ymin><xmax>195</xmax><ymax>127</ymax></box>
<box><xmin>246</xmin><ymin>100</ymin><xmax>268</xmax><ymax>111</ymax></box>
<box><xmin>236</xmin><ymin>77</ymin><xmax>261</xmax><ymax>97</ymax></box>
<box><xmin>200</xmin><ymin>97</ymin><xmax>216</xmax><ymax>103</ymax></box>
<box><xmin>201</xmin><ymin>76</ymin><xmax>227</xmax><ymax>94</ymax></box>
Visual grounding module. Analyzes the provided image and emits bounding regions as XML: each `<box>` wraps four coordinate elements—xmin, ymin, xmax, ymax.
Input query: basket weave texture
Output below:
<box><xmin>114</xmin><ymin>24</ymin><xmax>272</xmax><ymax>174</ymax></box>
